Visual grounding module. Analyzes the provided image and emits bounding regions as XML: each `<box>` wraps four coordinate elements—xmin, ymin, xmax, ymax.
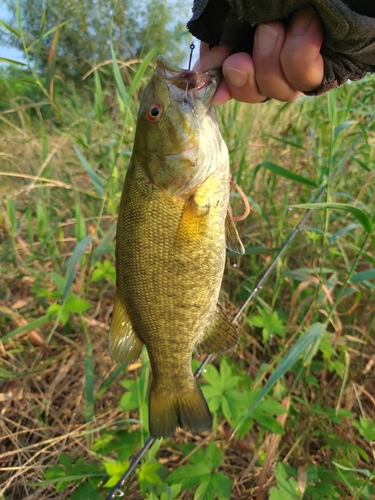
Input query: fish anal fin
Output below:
<box><xmin>149</xmin><ymin>379</ymin><xmax>212</xmax><ymax>438</ymax></box>
<box><xmin>197</xmin><ymin>303</ymin><xmax>239</xmax><ymax>354</ymax></box>
<box><xmin>225</xmin><ymin>210</ymin><xmax>245</xmax><ymax>254</ymax></box>
<box><xmin>109</xmin><ymin>295</ymin><xmax>143</xmax><ymax>364</ymax></box>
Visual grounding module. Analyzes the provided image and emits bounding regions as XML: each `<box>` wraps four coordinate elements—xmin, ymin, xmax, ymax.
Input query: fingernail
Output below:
<box><xmin>225</xmin><ymin>67</ymin><xmax>248</xmax><ymax>87</ymax></box>
<box><xmin>257</xmin><ymin>24</ymin><xmax>278</xmax><ymax>56</ymax></box>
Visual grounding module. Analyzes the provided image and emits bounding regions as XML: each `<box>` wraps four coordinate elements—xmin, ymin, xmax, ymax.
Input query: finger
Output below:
<box><xmin>211</xmin><ymin>79</ymin><xmax>232</xmax><ymax>105</ymax></box>
<box><xmin>281</xmin><ymin>6</ymin><xmax>324</xmax><ymax>92</ymax></box>
<box><xmin>222</xmin><ymin>52</ymin><xmax>266</xmax><ymax>103</ymax></box>
<box><xmin>193</xmin><ymin>42</ymin><xmax>231</xmax><ymax>72</ymax></box>
<box><xmin>253</xmin><ymin>22</ymin><xmax>302</xmax><ymax>101</ymax></box>
<box><xmin>194</xmin><ymin>43</ymin><xmax>233</xmax><ymax>104</ymax></box>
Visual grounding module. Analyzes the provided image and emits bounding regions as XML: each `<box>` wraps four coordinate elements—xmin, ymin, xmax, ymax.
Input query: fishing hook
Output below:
<box><xmin>185</xmin><ymin>42</ymin><xmax>196</xmax><ymax>100</ymax></box>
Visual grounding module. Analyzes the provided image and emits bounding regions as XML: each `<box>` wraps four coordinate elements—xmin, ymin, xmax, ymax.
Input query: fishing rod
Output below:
<box><xmin>105</xmin><ymin>87</ymin><xmax>366</xmax><ymax>500</ymax></box>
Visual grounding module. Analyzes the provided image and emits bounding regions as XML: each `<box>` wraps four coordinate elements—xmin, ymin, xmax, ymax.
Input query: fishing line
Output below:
<box><xmin>105</xmin><ymin>101</ymin><xmax>368</xmax><ymax>500</ymax></box>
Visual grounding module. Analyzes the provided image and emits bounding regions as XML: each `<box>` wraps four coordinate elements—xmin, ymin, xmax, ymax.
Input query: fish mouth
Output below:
<box><xmin>155</xmin><ymin>55</ymin><xmax>221</xmax><ymax>105</ymax></box>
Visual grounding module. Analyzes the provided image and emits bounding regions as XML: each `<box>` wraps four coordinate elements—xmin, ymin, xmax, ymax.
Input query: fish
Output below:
<box><xmin>108</xmin><ymin>56</ymin><xmax>244</xmax><ymax>438</ymax></box>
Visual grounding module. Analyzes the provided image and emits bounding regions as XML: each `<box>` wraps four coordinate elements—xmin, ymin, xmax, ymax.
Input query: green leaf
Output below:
<box><xmin>139</xmin><ymin>459</ymin><xmax>163</xmax><ymax>486</ymax></box>
<box><xmin>49</xmin><ymin>272</ymin><xmax>66</xmax><ymax>293</ymax></box>
<box><xmin>270</xmin><ymin>462</ymin><xmax>301</xmax><ymax>500</ymax></box>
<box><xmin>258</xmin><ymin>400</ymin><xmax>287</xmax><ymax>415</ymax></box>
<box><xmin>44</xmin><ymin>465</ymin><xmax>66</xmax><ymax>480</ymax></box>
<box><xmin>293</xmin><ymin>202</ymin><xmax>373</xmax><ymax>234</ymax></box>
<box><xmin>64</xmin><ymin>297</ymin><xmax>93</xmax><ymax>313</ymax></box>
<box><xmin>120</xmin><ymin>390</ymin><xmax>139</xmax><ymax>411</ymax></box>
<box><xmin>167</xmin><ymin>464</ymin><xmax>211</xmax><ymax>489</ymax></box>
<box><xmin>211</xmin><ymin>473</ymin><xmax>233</xmax><ymax>499</ymax></box>
<box><xmin>253</xmin><ymin>412</ymin><xmax>285</xmax><ymax>434</ymax></box>
<box><xmin>255</xmin><ymin>161</ymin><xmax>317</xmax><ymax>187</ymax></box>
<box><xmin>205</xmin><ymin>442</ymin><xmax>223</xmax><ymax>470</ymax></box>
<box><xmin>72</xmin><ymin>482</ymin><xmax>101</xmax><ymax>500</ymax></box>
<box><xmin>353</xmin><ymin>417</ymin><xmax>375</xmax><ymax>442</ymax></box>
<box><xmin>202</xmin><ymin>364</ymin><xmax>222</xmax><ymax>389</ymax></box>
<box><xmin>103</xmin><ymin>459</ymin><xmax>129</xmax><ymax>487</ymax></box>
<box><xmin>194</xmin><ymin>480</ymin><xmax>212</xmax><ymax>500</ymax></box>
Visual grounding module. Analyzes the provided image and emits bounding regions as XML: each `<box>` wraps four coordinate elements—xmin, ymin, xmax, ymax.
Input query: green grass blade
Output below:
<box><xmin>33</xmin><ymin>8</ymin><xmax>47</xmax><ymax>73</ymax></box>
<box><xmin>74</xmin><ymin>145</ymin><xmax>104</xmax><ymax>196</ymax></box>
<box><xmin>26</xmin><ymin>20</ymin><xmax>71</xmax><ymax>52</ymax></box>
<box><xmin>350</xmin><ymin>269</ymin><xmax>375</xmax><ymax>283</ymax></box>
<box><xmin>127</xmin><ymin>31</ymin><xmax>189</xmax><ymax>101</ymax></box>
<box><xmin>110</xmin><ymin>44</ymin><xmax>130</xmax><ymax>107</ymax></box>
<box><xmin>63</xmin><ymin>237</ymin><xmax>93</xmax><ymax>300</ymax></box>
<box><xmin>84</xmin><ymin>339</ymin><xmax>95</xmax><ymax>422</ymax></box>
<box><xmin>0</xmin><ymin>20</ymin><xmax>21</xmax><ymax>37</ymax></box>
<box><xmin>138</xmin><ymin>347</ymin><xmax>150</xmax><ymax>438</ymax></box>
<box><xmin>293</xmin><ymin>202</ymin><xmax>373</xmax><ymax>233</ymax></box>
<box><xmin>94</xmin><ymin>70</ymin><xmax>103</xmax><ymax>122</ymax></box>
<box><xmin>0</xmin><ymin>57</ymin><xmax>26</xmax><ymax>66</ymax></box>
<box><xmin>75</xmin><ymin>194</ymin><xmax>87</xmax><ymax>241</ymax></box>
<box><xmin>127</xmin><ymin>48</ymin><xmax>159</xmax><ymax>100</ymax></box>
<box><xmin>332</xmin><ymin>462</ymin><xmax>373</xmax><ymax>479</ymax></box>
<box><xmin>92</xmin><ymin>222</ymin><xmax>117</xmax><ymax>266</ymax></box>
<box><xmin>95</xmin><ymin>363</ymin><xmax>125</xmax><ymax>401</ymax></box>
<box><xmin>233</xmin><ymin>323</ymin><xmax>326</xmax><ymax>437</ymax></box>
<box><xmin>254</xmin><ymin>161</ymin><xmax>318</xmax><ymax>188</ymax></box>
<box><xmin>1</xmin><ymin>314</ymin><xmax>52</xmax><ymax>343</ymax></box>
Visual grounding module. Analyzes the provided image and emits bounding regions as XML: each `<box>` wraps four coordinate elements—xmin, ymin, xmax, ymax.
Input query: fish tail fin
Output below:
<box><xmin>149</xmin><ymin>380</ymin><xmax>212</xmax><ymax>438</ymax></box>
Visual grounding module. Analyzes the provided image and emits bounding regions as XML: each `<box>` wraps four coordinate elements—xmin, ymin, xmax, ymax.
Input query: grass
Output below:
<box><xmin>1</xmin><ymin>42</ymin><xmax>375</xmax><ymax>499</ymax></box>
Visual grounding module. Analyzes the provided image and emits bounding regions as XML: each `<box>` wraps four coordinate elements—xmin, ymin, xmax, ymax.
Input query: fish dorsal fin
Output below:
<box><xmin>196</xmin><ymin>303</ymin><xmax>239</xmax><ymax>354</ymax></box>
<box><xmin>225</xmin><ymin>211</ymin><xmax>245</xmax><ymax>254</ymax></box>
<box><xmin>109</xmin><ymin>295</ymin><xmax>143</xmax><ymax>364</ymax></box>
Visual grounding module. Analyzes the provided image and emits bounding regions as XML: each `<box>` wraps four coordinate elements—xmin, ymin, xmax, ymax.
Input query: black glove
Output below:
<box><xmin>187</xmin><ymin>0</ymin><xmax>375</xmax><ymax>95</ymax></box>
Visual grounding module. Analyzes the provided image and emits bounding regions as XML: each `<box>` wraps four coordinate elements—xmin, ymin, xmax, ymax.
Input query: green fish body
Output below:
<box><xmin>109</xmin><ymin>57</ymin><xmax>244</xmax><ymax>438</ymax></box>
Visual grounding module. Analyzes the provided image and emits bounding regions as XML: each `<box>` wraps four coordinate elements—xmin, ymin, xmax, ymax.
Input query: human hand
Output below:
<box><xmin>194</xmin><ymin>6</ymin><xmax>324</xmax><ymax>104</ymax></box>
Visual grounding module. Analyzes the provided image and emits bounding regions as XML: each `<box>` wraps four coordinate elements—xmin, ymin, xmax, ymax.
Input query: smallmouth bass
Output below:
<box><xmin>109</xmin><ymin>57</ymin><xmax>244</xmax><ymax>438</ymax></box>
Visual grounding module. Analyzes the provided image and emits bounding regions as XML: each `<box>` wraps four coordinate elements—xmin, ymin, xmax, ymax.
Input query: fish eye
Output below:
<box><xmin>146</xmin><ymin>104</ymin><xmax>162</xmax><ymax>122</ymax></box>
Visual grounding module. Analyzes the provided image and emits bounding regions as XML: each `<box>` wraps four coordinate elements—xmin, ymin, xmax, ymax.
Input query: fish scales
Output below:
<box><xmin>109</xmin><ymin>57</ymin><xmax>244</xmax><ymax>438</ymax></box>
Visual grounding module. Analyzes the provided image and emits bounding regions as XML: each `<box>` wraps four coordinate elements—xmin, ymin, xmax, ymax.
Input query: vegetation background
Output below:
<box><xmin>0</xmin><ymin>1</ymin><xmax>374</xmax><ymax>499</ymax></box>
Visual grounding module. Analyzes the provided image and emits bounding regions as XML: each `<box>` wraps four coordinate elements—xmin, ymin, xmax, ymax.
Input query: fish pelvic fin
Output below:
<box><xmin>225</xmin><ymin>210</ymin><xmax>245</xmax><ymax>254</ymax></box>
<box><xmin>197</xmin><ymin>303</ymin><xmax>239</xmax><ymax>354</ymax></box>
<box><xmin>149</xmin><ymin>380</ymin><xmax>212</xmax><ymax>438</ymax></box>
<box><xmin>108</xmin><ymin>295</ymin><xmax>143</xmax><ymax>364</ymax></box>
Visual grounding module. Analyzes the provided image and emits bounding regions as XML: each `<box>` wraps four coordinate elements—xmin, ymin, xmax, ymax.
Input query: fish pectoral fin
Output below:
<box><xmin>196</xmin><ymin>303</ymin><xmax>239</xmax><ymax>354</ymax></box>
<box><xmin>176</xmin><ymin>195</ymin><xmax>210</xmax><ymax>246</ymax></box>
<box><xmin>108</xmin><ymin>295</ymin><xmax>143</xmax><ymax>364</ymax></box>
<box><xmin>225</xmin><ymin>210</ymin><xmax>245</xmax><ymax>254</ymax></box>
